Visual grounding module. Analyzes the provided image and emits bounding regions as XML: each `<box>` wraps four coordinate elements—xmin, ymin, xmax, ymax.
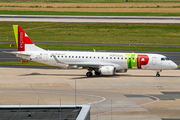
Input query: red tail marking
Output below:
<box><xmin>18</xmin><ymin>26</ymin><xmax>33</xmax><ymax>51</ymax></box>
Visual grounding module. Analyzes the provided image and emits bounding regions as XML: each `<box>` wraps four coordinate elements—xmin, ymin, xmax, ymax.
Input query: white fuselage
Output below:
<box><xmin>24</xmin><ymin>51</ymin><xmax>178</xmax><ymax>70</ymax></box>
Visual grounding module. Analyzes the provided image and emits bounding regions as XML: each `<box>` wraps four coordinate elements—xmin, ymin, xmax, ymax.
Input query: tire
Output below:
<box><xmin>156</xmin><ymin>73</ymin><xmax>160</xmax><ymax>77</ymax></box>
<box><xmin>86</xmin><ymin>72</ymin><xmax>93</xmax><ymax>77</ymax></box>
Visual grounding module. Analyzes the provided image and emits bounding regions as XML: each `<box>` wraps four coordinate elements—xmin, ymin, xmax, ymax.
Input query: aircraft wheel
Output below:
<box><xmin>95</xmin><ymin>72</ymin><xmax>101</xmax><ymax>75</ymax></box>
<box><xmin>86</xmin><ymin>72</ymin><xmax>93</xmax><ymax>77</ymax></box>
<box><xmin>156</xmin><ymin>73</ymin><xmax>160</xmax><ymax>77</ymax></box>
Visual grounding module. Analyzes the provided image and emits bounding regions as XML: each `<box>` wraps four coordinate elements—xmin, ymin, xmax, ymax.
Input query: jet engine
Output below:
<box><xmin>116</xmin><ymin>69</ymin><xmax>128</xmax><ymax>73</ymax></box>
<box><xmin>99</xmin><ymin>66</ymin><xmax>116</xmax><ymax>75</ymax></box>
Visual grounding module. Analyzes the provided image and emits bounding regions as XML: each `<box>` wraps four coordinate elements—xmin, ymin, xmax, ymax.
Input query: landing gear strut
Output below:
<box><xmin>156</xmin><ymin>70</ymin><xmax>161</xmax><ymax>77</ymax></box>
<box><xmin>86</xmin><ymin>69</ymin><xmax>93</xmax><ymax>77</ymax></box>
<box><xmin>95</xmin><ymin>71</ymin><xmax>101</xmax><ymax>75</ymax></box>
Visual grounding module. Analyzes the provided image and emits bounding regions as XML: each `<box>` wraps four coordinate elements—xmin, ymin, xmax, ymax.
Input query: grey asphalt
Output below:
<box><xmin>1</xmin><ymin>48</ymin><xmax>180</xmax><ymax>65</ymax></box>
<box><xmin>1</xmin><ymin>15</ymin><xmax>180</xmax><ymax>20</ymax></box>
<box><xmin>1</xmin><ymin>15</ymin><xmax>180</xmax><ymax>23</ymax></box>
<box><xmin>1</xmin><ymin>68</ymin><xmax>180</xmax><ymax>120</ymax></box>
<box><xmin>1</xmin><ymin>41</ymin><xmax>180</xmax><ymax>47</ymax></box>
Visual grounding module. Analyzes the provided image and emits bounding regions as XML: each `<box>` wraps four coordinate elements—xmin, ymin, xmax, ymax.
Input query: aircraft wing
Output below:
<box><xmin>67</xmin><ymin>62</ymin><xmax>122</xmax><ymax>69</ymax></box>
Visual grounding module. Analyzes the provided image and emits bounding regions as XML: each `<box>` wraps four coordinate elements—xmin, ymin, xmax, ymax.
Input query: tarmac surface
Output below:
<box><xmin>1</xmin><ymin>15</ymin><xmax>180</xmax><ymax>23</ymax></box>
<box><xmin>0</xmin><ymin>67</ymin><xmax>180</xmax><ymax>120</ymax></box>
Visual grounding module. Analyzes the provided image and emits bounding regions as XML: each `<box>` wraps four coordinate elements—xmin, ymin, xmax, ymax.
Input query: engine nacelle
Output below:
<box><xmin>99</xmin><ymin>66</ymin><xmax>116</xmax><ymax>75</ymax></box>
<box><xmin>116</xmin><ymin>69</ymin><xmax>128</xmax><ymax>73</ymax></box>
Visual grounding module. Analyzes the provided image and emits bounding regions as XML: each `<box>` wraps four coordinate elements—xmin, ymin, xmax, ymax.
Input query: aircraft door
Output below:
<box><xmin>152</xmin><ymin>57</ymin><xmax>156</xmax><ymax>65</ymax></box>
<box><xmin>43</xmin><ymin>53</ymin><xmax>48</xmax><ymax>62</ymax></box>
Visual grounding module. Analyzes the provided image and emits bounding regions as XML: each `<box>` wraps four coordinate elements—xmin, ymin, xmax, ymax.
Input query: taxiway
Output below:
<box><xmin>0</xmin><ymin>67</ymin><xmax>180</xmax><ymax>120</ymax></box>
<box><xmin>1</xmin><ymin>15</ymin><xmax>180</xmax><ymax>23</ymax></box>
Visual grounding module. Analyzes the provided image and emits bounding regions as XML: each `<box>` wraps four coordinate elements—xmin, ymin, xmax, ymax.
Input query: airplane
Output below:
<box><xmin>4</xmin><ymin>25</ymin><xmax>178</xmax><ymax>77</ymax></box>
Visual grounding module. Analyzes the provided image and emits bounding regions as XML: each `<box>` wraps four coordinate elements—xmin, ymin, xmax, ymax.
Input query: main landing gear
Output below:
<box><xmin>86</xmin><ymin>69</ymin><xmax>93</xmax><ymax>77</ymax></box>
<box><xmin>86</xmin><ymin>72</ymin><xmax>93</xmax><ymax>77</ymax></box>
<box><xmin>156</xmin><ymin>70</ymin><xmax>162</xmax><ymax>77</ymax></box>
<box><xmin>86</xmin><ymin>69</ymin><xmax>101</xmax><ymax>77</ymax></box>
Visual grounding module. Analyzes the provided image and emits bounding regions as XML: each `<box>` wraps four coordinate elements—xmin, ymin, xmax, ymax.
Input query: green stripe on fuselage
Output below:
<box><xmin>125</xmin><ymin>54</ymin><xmax>138</xmax><ymax>69</ymax></box>
<box><xmin>13</xmin><ymin>25</ymin><xmax>18</xmax><ymax>48</ymax></box>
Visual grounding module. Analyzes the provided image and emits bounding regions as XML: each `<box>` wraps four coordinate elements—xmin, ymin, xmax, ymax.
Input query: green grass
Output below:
<box><xmin>1</xmin><ymin>43</ymin><xmax>180</xmax><ymax>51</ymax></box>
<box><xmin>0</xmin><ymin>61</ymin><xmax>53</xmax><ymax>67</ymax></box>
<box><xmin>1</xmin><ymin>22</ymin><xmax>180</xmax><ymax>45</ymax></box>
<box><xmin>1</xmin><ymin>10</ymin><xmax>180</xmax><ymax>16</ymax></box>
<box><xmin>1</xmin><ymin>0</ymin><xmax>180</xmax><ymax>3</ymax></box>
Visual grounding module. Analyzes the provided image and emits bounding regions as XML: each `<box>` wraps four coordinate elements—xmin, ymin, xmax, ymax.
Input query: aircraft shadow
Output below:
<box><xmin>20</xmin><ymin>73</ymin><xmax>180</xmax><ymax>79</ymax></box>
<box><xmin>20</xmin><ymin>73</ymin><xmax>85</xmax><ymax>77</ymax></box>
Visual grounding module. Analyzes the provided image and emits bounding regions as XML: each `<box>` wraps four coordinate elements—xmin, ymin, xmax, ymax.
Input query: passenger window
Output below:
<box><xmin>79</xmin><ymin>56</ymin><xmax>81</xmax><ymax>58</ymax></box>
<box><xmin>82</xmin><ymin>56</ymin><xmax>84</xmax><ymax>58</ymax></box>
<box><xmin>86</xmin><ymin>56</ymin><xmax>88</xmax><ymax>58</ymax></box>
<box><xmin>110</xmin><ymin>57</ymin><xmax>112</xmax><ymax>59</ymax></box>
<box><xmin>61</xmin><ymin>56</ymin><xmax>63</xmax><ymax>58</ymax></box>
<box><xmin>125</xmin><ymin>58</ymin><xmax>127</xmax><ymax>60</ymax></box>
<box><xmin>106</xmin><ymin>57</ymin><xmax>108</xmax><ymax>59</ymax></box>
<box><xmin>90</xmin><ymin>56</ymin><xmax>91</xmax><ymax>59</ymax></box>
<box><xmin>65</xmin><ymin>56</ymin><xmax>67</xmax><ymax>58</ymax></box>
<box><xmin>69</xmin><ymin>56</ymin><xmax>71</xmax><ymax>58</ymax></box>
<box><xmin>58</xmin><ymin>56</ymin><xmax>59</xmax><ymax>57</ymax></box>
<box><xmin>98</xmin><ymin>57</ymin><xmax>99</xmax><ymax>59</ymax></box>
<box><xmin>94</xmin><ymin>57</ymin><xmax>95</xmax><ymax>59</ymax></box>
<box><xmin>121</xmin><ymin>58</ymin><xmax>123</xmax><ymax>59</ymax></box>
<box><xmin>76</xmin><ymin>56</ymin><xmax>77</xmax><ymax>58</ymax></box>
<box><xmin>50</xmin><ymin>55</ymin><xmax>52</xmax><ymax>57</ymax></box>
<box><xmin>118</xmin><ymin>57</ymin><xmax>119</xmax><ymax>59</ymax></box>
<box><xmin>102</xmin><ymin>57</ymin><xmax>103</xmax><ymax>59</ymax></box>
<box><xmin>114</xmin><ymin>57</ymin><xmax>116</xmax><ymax>59</ymax></box>
<box><xmin>72</xmin><ymin>56</ymin><xmax>74</xmax><ymax>58</ymax></box>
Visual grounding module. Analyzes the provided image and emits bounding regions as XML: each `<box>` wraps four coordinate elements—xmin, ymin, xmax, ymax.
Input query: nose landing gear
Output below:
<box><xmin>156</xmin><ymin>70</ymin><xmax>162</xmax><ymax>77</ymax></box>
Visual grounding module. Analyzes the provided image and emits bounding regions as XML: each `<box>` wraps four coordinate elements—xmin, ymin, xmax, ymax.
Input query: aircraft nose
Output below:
<box><xmin>171</xmin><ymin>62</ymin><xmax>178</xmax><ymax>69</ymax></box>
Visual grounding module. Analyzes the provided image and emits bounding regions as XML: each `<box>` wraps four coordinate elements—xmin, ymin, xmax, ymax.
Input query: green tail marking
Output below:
<box><xmin>13</xmin><ymin>25</ymin><xmax>18</xmax><ymax>48</ymax></box>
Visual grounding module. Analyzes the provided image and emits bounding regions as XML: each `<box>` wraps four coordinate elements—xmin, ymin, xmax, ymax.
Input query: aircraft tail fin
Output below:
<box><xmin>13</xmin><ymin>25</ymin><xmax>45</xmax><ymax>52</ymax></box>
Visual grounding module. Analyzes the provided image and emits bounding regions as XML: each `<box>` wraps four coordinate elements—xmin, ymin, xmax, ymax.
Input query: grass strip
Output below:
<box><xmin>1</xmin><ymin>10</ymin><xmax>180</xmax><ymax>16</ymax></box>
<box><xmin>1</xmin><ymin>0</ymin><xmax>180</xmax><ymax>3</ymax></box>
<box><xmin>0</xmin><ymin>61</ymin><xmax>53</xmax><ymax>67</ymax></box>
<box><xmin>1</xmin><ymin>22</ymin><xmax>180</xmax><ymax>46</ymax></box>
<box><xmin>1</xmin><ymin>43</ymin><xmax>180</xmax><ymax>51</ymax></box>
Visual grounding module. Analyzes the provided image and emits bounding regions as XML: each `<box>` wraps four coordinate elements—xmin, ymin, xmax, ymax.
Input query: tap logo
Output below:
<box><xmin>125</xmin><ymin>54</ymin><xmax>149</xmax><ymax>69</ymax></box>
<box><xmin>19</xmin><ymin>32</ymin><xmax>24</xmax><ymax>48</ymax></box>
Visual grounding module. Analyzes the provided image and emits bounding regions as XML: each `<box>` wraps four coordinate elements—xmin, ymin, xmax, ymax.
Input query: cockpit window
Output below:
<box><xmin>161</xmin><ymin>58</ymin><xmax>165</xmax><ymax>61</ymax></box>
<box><xmin>161</xmin><ymin>57</ymin><xmax>170</xmax><ymax>61</ymax></box>
<box><xmin>165</xmin><ymin>58</ymin><xmax>170</xmax><ymax>60</ymax></box>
